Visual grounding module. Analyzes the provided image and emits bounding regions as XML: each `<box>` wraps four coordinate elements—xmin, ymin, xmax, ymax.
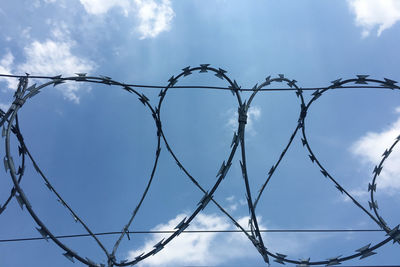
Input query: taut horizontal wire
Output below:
<box><xmin>0</xmin><ymin>73</ymin><xmax>394</xmax><ymax>91</ymax></box>
<box><xmin>0</xmin><ymin>229</ymin><xmax>385</xmax><ymax>243</ymax></box>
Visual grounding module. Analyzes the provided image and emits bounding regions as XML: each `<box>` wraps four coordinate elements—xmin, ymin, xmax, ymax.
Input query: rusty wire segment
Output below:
<box><xmin>0</xmin><ymin>66</ymin><xmax>400</xmax><ymax>266</ymax></box>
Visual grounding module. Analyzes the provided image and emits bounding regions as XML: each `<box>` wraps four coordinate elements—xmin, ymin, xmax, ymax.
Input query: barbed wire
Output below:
<box><xmin>0</xmin><ymin>65</ymin><xmax>399</xmax><ymax>266</ymax></box>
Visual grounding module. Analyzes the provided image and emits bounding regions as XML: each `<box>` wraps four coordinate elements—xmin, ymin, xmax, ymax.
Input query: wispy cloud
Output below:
<box><xmin>79</xmin><ymin>0</ymin><xmax>131</xmax><ymax>16</ymax></box>
<box><xmin>0</xmin><ymin>52</ymin><xmax>18</xmax><ymax>90</ymax></box>
<box><xmin>18</xmin><ymin>39</ymin><xmax>95</xmax><ymax>103</ymax></box>
<box><xmin>134</xmin><ymin>0</ymin><xmax>175</xmax><ymax>39</ymax></box>
<box><xmin>127</xmin><ymin>212</ymin><xmax>323</xmax><ymax>266</ymax></box>
<box><xmin>227</xmin><ymin>106</ymin><xmax>261</xmax><ymax>136</ymax></box>
<box><xmin>127</xmin><ymin>213</ymin><xmax>254</xmax><ymax>267</ymax></box>
<box><xmin>350</xmin><ymin>108</ymin><xmax>400</xmax><ymax>194</ymax></box>
<box><xmin>78</xmin><ymin>0</ymin><xmax>175</xmax><ymax>39</ymax></box>
<box><xmin>347</xmin><ymin>0</ymin><xmax>400</xmax><ymax>37</ymax></box>
<box><xmin>0</xmin><ymin>23</ymin><xmax>96</xmax><ymax>103</ymax></box>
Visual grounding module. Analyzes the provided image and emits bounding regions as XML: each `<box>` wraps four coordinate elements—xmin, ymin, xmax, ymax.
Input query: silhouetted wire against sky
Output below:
<box><xmin>1</xmin><ymin>1</ymin><xmax>400</xmax><ymax>267</ymax></box>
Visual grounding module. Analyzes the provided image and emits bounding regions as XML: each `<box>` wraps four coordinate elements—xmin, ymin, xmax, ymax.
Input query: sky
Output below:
<box><xmin>1</xmin><ymin>0</ymin><xmax>400</xmax><ymax>266</ymax></box>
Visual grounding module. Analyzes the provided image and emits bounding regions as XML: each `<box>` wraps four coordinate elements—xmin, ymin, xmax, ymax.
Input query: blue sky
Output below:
<box><xmin>1</xmin><ymin>0</ymin><xmax>400</xmax><ymax>266</ymax></box>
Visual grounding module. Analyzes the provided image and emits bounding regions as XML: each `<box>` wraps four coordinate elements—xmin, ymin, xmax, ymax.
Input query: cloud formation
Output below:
<box><xmin>127</xmin><ymin>212</ymin><xmax>321</xmax><ymax>266</ymax></box>
<box><xmin>0</xmin><ymin>23</ymin><xmax>95</xmax><ymax>103</ymax></box>
<box><xmin>134</xmin><ymin>0</ymin><xmax>175</xmax><ymax>39</ymax></box>
<box><xmin>348</xmin><ymin>0</ymin><xmax>400</xmax><ymax>37</ymax></box>
<box><xmin>18</xmin><ymin>39</ymin><xmax>95</xmax><ymax>103</ymax></box>
<box><xmin>0</xmin><ymin>52</ymin><xmax>18</xmax><ymax>90</ymax></box>
<box><xmin>79</xmin><ymin>0</ymin><xmax>131</xmax><ymax>15</ymax></box>
<box><xmin>78</xmin><ymin>0</ymin><xmax>175</xmax><ymax>39</ymax></box>
<box><xmin>351</xmin><ymin>109</ymin><xmax>400</xmax><ymax>193</ymax></box>
<box><xmin>127</xmin><ymin>213</ymin><xmax>256</xmax><ymax>266</ymax></box>
<box><xmin>227</xmin><ymin>106</ymin><xmax>261</xmax><ymax>136</ymax></box>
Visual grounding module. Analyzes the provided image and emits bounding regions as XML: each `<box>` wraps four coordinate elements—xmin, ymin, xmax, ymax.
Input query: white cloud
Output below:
<box><xmin>0</xmin><ymin>102</ymin><xmax>11</xmax><ymax>111</ymax></box>
<box><xmin>128</xmin><ymin>213</ymin><xmax>255</xmax><ymax>266</ymax></box>
<box><xmin>227</xmin><ymin>106</ymin><xmax>261</xmax><ymax>136</ymax></box>
<box><xmin>351</xmin><ymin>111</ymin><xmax>400</xmax><ymax>193</ymax></box>
<box><xmin>341</xmin><ymin>189</ymin><xmax>369</xmax><ymax>202</ymax></box>
<box><xmin>348</xmin><ymin>0</ymin><xmax>400</xmax><ymax>37</ymax></box>
<box><xmin>0</xmin><ymin>23</ymin><xmax>96</xmax><ymax>103</ymax></box>
<box><xmin>17</xmin><ymin>39</ymin><xmax>95</xmax><ymax>103</ymax></box>
<box><xmin>225</xmin><ymin>195</ymin><xmax>235</xmax><ymax>202</ymax></box>
<box><xmin>79</xmin><ymin>0</ymin><xmax>131</xmax><ymax>15</ymax></box>
<box><xmin>134</xmin><ymin>0</ymin><xmax>175</xmax><ymax>39</ymax></box>
<box><xmin>127</xmin><ymin>213</ymin><xmax>321</xmax><ymax>266</ymax></box>
<box><xmin>0</xmin><ymin>52</ymin><xmax>18</xmax><ymax>90</ymax></box>
<box><xmin>78</xmin><ymin>0</ymin><xmax>174</xmax><ymax>39</ymax></box>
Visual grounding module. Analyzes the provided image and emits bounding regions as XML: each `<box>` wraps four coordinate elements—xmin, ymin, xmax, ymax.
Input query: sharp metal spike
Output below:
<box><xmin>265</xmin><ymin>76</ymin><xmax>271</xmax><ymax>85</ymax></box>
<box><xmin>335</xmin><ymin>185</ymin><xmax>344</xmax><ymax>194</ymax></box>
<box><xmin>153</xmin><ymin>238</ymin><xmax>165</xmax><ymax>253</ymax></box>
<box><xmin>139</xmin><ymin>93</ymin><xmax>149</xmax><ymax>105</ymax></box>
<box><xmin>356</xmin><ymin>243</ymin><xmax>371</xmax><ymax>253</ymax></box>
<box><xmin>63</xmin><ymin>252</ymin><xmax>75</xmax><ymax>263</ymax></box>
<box><xmin>85</xmin><ymin>257</ymin><xmax>96</xmax><ymax>266</ymax></box>
<box><xmin>298</xmin><ymin>257</ymin><xmax>310</xmax><ymax>266</ymax></box>
<box><xmin>382</xmin><ymin>149</ymin><xmax>392</xmax><ymax>157</ymax></box>
<box><xmin>331</xmin><ymin>78</ymin><xmax>342</xmax><ymax>86</ymax></box>
<box><xmin>135</xmin><ymin>252</ymin><xmax>145</xmax><ymax>261</ymax></box>
<box><xmin>368</xmin><ymin>200</ymin><xmax>378</xmax><ymax>210</ymax></box>
<box><xmin>215</xmin><ymin>68</ymin><xmax>227</xmax><ymax>79</ymax></box>
<box><xmin>308</xmin><ymin>154</ymin><xmax>315</xmax><ymax>163</ymax></box>
<box><xmin>295</xmin><ymin>88</ymin><xmax>303</xmax><ymax>97</ymax></box>
<box><xmin>268</xmin><ymin>165</ymin><xmax>275</xmax><ymax>175</ymax></box>
<box><xmin>287</xmin><ymin>79</ymin><xmax>297</xmax><ymax>88</ymax></box>
<box><xmin>18</xmin><ymin>145</ymin><xmax>25</xmax><ymax>156</ymax></box>
<box><xmin>182</xmin><ymin>66</ymin><xmax>192</xmax><ymax>76</ymax></box>
<box><xmin>231</xmin><ymin>132</ymin><xmax>238</xmax><ymax>147</ymax></box>
<box><xmin>174</xmin><ymin>217</ymin><xmax>187</xmax><ymax>230</ymax></box>
<box><xmin>355</xmin><ymin>75</ymin><xmax>369</xmax><ymax>84</ymax></box>
<box><xmin>368</xmin><ymin>183</ymin><xmax>376</xmax><ymax>192</ymax></box>
<box><xmin>75</xmin><ymin>73</ymin><xmax>87</xmax><ymax>81</ymax></box>
<box><xmin>373</xmin><ymin>165</ymin><xmax>382</xmax><ymax>175</ymax></box>
<box><xmin>301</xmin><ymin>138</ymin><xmax>307</xmax><ymax>146</ymax></box>
<box><xmin>217</xmin><ymin>161</ymin><xmax>226</xmax><ymax>177</ymax></box>
<box><xmin>382</xmin><ymin>78</ymin><xmax>398</xmax><ymax>89</ymax></box>
<box><xmin>53</xmin><ymin>79</ymin><xmax>65</xmax><ymax>87</ymax></box>
<box><xmin>17</xmin><ymin>166</ymin><xmax>24</xmax><ymax>176</ymax></box>
<box><xmin>35</xmin><ymin>227</ymin><xmax>49</xmax><ymax>241</ymax></box>
<box><xmin>168</xmin><ymin>76</ymin><xmax>177</xmax><ymax>86</ymax></box>
<box><xmin>199</xmin><ymin>64</ymin><xmax>210</xmax><ymax>72</ymax></box>
<box><xmin>26</xmin><ymin>83</ymin><xmax>37</xmax><ymax>91</ymax></box>
<box><xmin>33</xmin><ymin>162</ymin><xmax>40</xmax><ymax>173</ymax></box>
<box><xmin>320</xmin><ymin>169</ymin><xmax>328</xmax><ymax>177</ymax></box>
<box><xmin>198</xmin><ymin>192</ymin><xmax>212</xmax><ymax>210</ymax></box>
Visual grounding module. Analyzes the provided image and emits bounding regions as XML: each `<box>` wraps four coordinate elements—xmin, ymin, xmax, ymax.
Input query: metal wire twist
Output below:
<box><xmin>0</xmin><ymin>67</ymin><xmax>399</xmax><ymax>266</ymax></box>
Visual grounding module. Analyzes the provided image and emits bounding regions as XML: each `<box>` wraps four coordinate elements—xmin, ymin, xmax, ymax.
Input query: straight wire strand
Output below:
<box><xmin>0</xmin><ymin>229</ymin><xmax>385</xmax><ymax>243</ymax></box>
<box><xmin>0</xmin><ymin>73</ymin><xmax>394</xmax><ymax>91</ymax></box>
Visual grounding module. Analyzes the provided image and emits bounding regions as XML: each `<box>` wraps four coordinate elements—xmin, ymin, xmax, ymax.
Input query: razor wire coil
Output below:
<box><xmin>0</xmin><ymin>65</ymin><xmax>399</xmax><ymax>266</ymax></box>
